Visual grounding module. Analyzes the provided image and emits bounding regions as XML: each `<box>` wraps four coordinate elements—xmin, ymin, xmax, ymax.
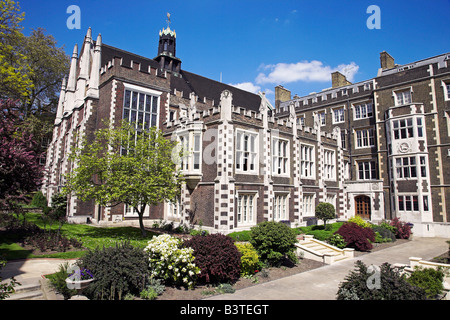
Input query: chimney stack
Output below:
<box><xmin>331</xmin><ymin>71</ymin><xmax>352</xmax><ymax>88</ymax></box>
<box><xmin>380</xmin><ymin>51</ymin><xmax>395</xmax><ymax>70</ymax></box>
<box><xmin>275</xmin><ymin>85</ymin><xmax>291</xmax><ymax>110</ymax></box>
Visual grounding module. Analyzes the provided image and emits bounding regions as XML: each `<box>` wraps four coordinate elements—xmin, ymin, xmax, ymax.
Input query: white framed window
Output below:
<box><xmin>237</xmin><ymin>193</ymin><xmax>256</xmax><ymax>225</ymax></box>
<box><xmin>395</xmin><ymin>156</ymin><xmax>417</xmax><ymax>179</ymax></box>
<box><xmin>393</xmin><ymin>118</ymin><xmax>414</xmax><ymax>140</ymax></box>
<box><xmin>272</xmin><ymin>138</ymin><xmax>289</xmax><ymax>175</ymax></box>
<box><xmin>354</xmin><ymin>102</ymin><xmax>373</xmax><ymax>120</ymax></box>
<box><xmin>394</xmin><ymin>89</ymin><xmax>412</xmax><ymax>105</ymax></box>
<box><xmin>236</xmin><ymin>130</ymin><xmax>258</xmax><ymax>173</ymax></box>
<box><xmin>333</xmin><ymin>107</ymin><xmax>345</xmax><ymax>124</ymax></box>
<box><xmin>358</xmin><ymin>161</ymin><xmax>377</xmax><ymax>180</ymax></box>
<box><xmin>302</xmin><ymin>193</ymin><xmax>316</xmax><ymax>216</ymax></box>
<box><xmin>340</xmin><ymin>130</ymin><xmax>347</xmax><ymax>149</ymax></box>
<box><xmin>319</xmin><ymin>111</ymin><xmax>326</xmax><ymax>126</ymax></box>
<box><xmin>419</xmin><ymin>156</ymin><xmax>427</xmax><ymax>177</ymax></box>
<box><xmin>273</xmin><ymin>193</ymin><xmax>289</xmax><ymax>221</ymax></box>
<box><xmin>300</xmin><ymin>144</ymin><xmax>315</xmax><ymax>179</ymax></box>
<box><xmin>178</xmin><ymin>132</ymin><xmax>202</xmax><ymax>172</ymax></box>
<box><xmin>441</xmin><ymin>81</ymin><xmax>450</xmax><ymax>101</ymax></box>
<box><xmin>167</xmin><ymin>197</ymin><xmax>182</xmax><ymax>219</ymax></box>
<box><xmin>323</xmin><ymin>149</ymin><xmax>335</xmax><ymax>180</ymax></box>
<box><xmin>398</xmin><ymin>195</ymin><xmax>419</xmax><ymax>212</ymax></box>
<box><xmin>124</xmin><ymin>203</ymin><xmax>145</xmax><ymax>217</ymax></box>
<box><xmin>297</xmin><ymin>115</ymin><xmax>305</xmax><ymax>126</ymax></box>
<box><xmin>325</xmin><ymin>194</ymin><xmax>336</xmax><ymax>209</ymax></box>
<box><xmin>355</xmin><ymin>128</ymin><xmax>375</xmax><ymax>148</ymax></box>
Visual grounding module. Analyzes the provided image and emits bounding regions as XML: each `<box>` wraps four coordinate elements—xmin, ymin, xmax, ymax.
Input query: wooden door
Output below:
<box><xmin>355</xmin><ymin>195</ymin><xmax>371</xmax><ymax>220</ymax></box>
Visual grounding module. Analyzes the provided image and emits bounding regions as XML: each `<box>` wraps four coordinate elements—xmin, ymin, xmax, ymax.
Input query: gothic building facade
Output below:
<box><xmin>42</xmin><ymin>25</ymin><xmax>450</xmax><ymax>237</ymax></box>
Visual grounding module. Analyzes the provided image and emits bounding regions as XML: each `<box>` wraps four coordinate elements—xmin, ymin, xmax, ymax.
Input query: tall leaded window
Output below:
<box><xmin>273</xmin><ymin>194</ymin><xmax>288</xmax><ymax>221</ymax></box>
<box><xmin>301</xmin><ymin>144</ymin><xmax>315</xmax><ymax>178</ymax></box>
<box><xmin>302</xmin><ymin>194</ymin><xmax>315</xmax><ymax>216</ymax></box>
<box><xmin>123</xmin><ymin>89</ymin><xmax>158</xmax><ymax>130</ymax></box>
<box><xmin>236</xmin><ymin>130</ymin><xmax>257</xmax><ymax>173</ymax></box>
<box><xmin>272</xmin><ymin>138</ymin><xmax>289</xmax><ymax>175</ymax></box>
<box><xmin>333</xmin><ymin>108</ymin><xmax>345</xmax><ymax>123</ymax></box>
<box><xmin>323</xmin><ymin>149</ymin><xmax>335</xmax><ymax>180</ymax></box>
<box><xmin>237</xmin><ymin>193</ymin><xmax>255</xmax><ymax>225</ymax></box>
<box><xmin>178</xmin><ymin>132</ymin><xmax>202</xmax><ymax>172</ymax></box>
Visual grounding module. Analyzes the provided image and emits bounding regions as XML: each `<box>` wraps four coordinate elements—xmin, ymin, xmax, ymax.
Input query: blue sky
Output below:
<box><xmin>19</xmin><ymin>0</ymin><xmax>450</xmax><ymax>102</ymax></box>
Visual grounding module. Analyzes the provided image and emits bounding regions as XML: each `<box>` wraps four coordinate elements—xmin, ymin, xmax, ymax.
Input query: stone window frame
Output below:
<box><xmin>302</xmin><ymin>193</ymin><xmax>316</xmax><ymax>216</ymax></box>
<box><xmin>273</xmin><ymin>192</ymin><xmax>290</xmax><ymax>222</ymax></box>
<box><xmin>166</xmin><ymin>196</ymin><xmax>182</xmax><ymax>220</ymax></box>
<box><xmin>332</xmin><ymin>105</ymin><xmax>346</xmax><ymax>124</ymax></box>
<box><xmin>177</xmin><ymin>130</ymin><xmax>202</xmax><ymax>173</ymax></box>
<box><xmin>271</xmin><ymin>136</ymin><xmax>290</xmax><ymax>177</ymax></box>
<box><xmin>357</xmin><ymin>160</ymin><xmax>377</xmax><ymax>180</ymax></box>
<box><xmin>235</xmin><ymin>128</ymin><xmax>259</xmax><ymax>175</ymax></box>
<box><xmin>236</xmin><ymin>191</ymin><xmax>258</xmax><ymax>227</ymax></box>
<box><xmin>352</xmin><ymin>100</ymin><xmax>374</xmax><ymax>120</ymax></box>
<box><xmin>397</xmin><ymin>194</ymin><xmax>420</xmax><ymax>212</ymax></box>
<box><xmin>300</xmin><ymin>143</ymin><xmax>315</xmax><ymax>179</ymax></box>
<box><xmin>441</xmin><ymin>80</ymin><xmax>450</xmax><ymax>101</ymax></box>
<box><xmin>393</xmin><ymin>86</ymin><xmax>413</xmax><ymax>106</ymax></box>
<box><xmin>355</xmin><ymin>127</ymin><xmax>375</xmax><ymax>149</ymax></box>
<box><xmin>323</xmin><ymin>148</ymin><xmax>336</xmax><ymax>181</ymax></box>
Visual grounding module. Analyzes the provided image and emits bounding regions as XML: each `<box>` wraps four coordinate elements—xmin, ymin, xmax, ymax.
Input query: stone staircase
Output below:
<box><xmin>296</xmin><ymin>235</ymin><xmax>354</xmax><ymax>264</ymax></box>
<box><xmin>4</xmin><ymin>277</ymin><xmax>45</xmax><ymax>300</ymax></box>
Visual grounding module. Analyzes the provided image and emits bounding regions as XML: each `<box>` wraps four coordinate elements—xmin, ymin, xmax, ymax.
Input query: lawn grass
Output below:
<box><xmin>0</xmin><ymin>212</ymin><xmax>157</xmax><ymax>260</ymax></box>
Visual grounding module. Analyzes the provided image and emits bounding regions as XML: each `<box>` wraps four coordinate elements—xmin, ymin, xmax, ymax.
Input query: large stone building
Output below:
<box><xmin>42</xmin><ymin>23</ymin><xmax>450</xmax><ymax>237</ymax></box>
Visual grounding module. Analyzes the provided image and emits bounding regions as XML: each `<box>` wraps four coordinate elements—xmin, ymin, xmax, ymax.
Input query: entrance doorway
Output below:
<box><xmin>355</xmin><ymin>195</ymin><xmax>371</xmax><ymax>220</ymax></box>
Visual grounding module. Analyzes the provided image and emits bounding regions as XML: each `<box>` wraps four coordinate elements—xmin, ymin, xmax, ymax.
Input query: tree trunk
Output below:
<box><xmin>136</xmin><ymin>204</ymin><xmax>147</xmax><ymax>237</ymax></box>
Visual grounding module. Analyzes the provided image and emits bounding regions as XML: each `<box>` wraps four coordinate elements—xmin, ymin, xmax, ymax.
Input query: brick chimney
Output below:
<box><xmin>331</xmin><ymin>71</ymin><xmax>352</xmax><ymax>88</ymax></box>
<box><xmin>275</xmin><ymin>85</ymin><xmax>291</xmax><ymax>110</ymax></box>
<box><xmin>380</xmin><ymin>51</ymin><xmax>395</xmax><ymax>70</ymax></box>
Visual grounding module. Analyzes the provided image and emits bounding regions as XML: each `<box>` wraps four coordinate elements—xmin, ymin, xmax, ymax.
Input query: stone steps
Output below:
<box><xmin>4</xmin><ymin>278</ymin><xmax>44</xmax><ymax>300</ymax></box>
<box><xmin>296</xmin><ymin>235</ymin><xmax>354</xmax><ymax>264</ymax></box>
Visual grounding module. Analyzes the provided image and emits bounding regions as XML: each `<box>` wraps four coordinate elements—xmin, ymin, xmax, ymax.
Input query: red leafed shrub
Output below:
<box><xmin>335</xmin><ymin>222</ymin><xmax>376</xmax><ymax>252</ymax></box>
<box><xmin>390</xmin><ymin>217</ymin><xmax>412</xmax><ymax>239</ymax></box>
<box><xmin>183</xmin><ymin>234</ymin><xmax>241</xmax><ymax>284</ymax></box>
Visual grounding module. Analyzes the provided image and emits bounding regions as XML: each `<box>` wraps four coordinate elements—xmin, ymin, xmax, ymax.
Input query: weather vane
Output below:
<box><xmin>166</xmin><ymin>12</ymin><xmax>171</xmax><ymax>28</ymax></box>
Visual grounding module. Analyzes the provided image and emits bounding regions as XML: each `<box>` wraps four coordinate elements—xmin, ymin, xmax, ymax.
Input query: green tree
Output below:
<box><xmin>64</xmin><ymin>121</ymin><xmax>183</xmax><ymax>236</ymax></box>
<box><xmin>0</xmin><ymin>0</ymin><xmax>33</xmax><ymax>101</ymax></box>
<box><xmin>315</xmin><ymin>202</ymin><xmax>335</xmax><ymax>228</ymax></box>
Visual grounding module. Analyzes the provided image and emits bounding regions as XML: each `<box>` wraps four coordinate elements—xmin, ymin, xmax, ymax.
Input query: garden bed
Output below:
<box><xmin>155</xmin><ymin>257</ymin><xmax>325</xmax><ymax>300</ymax></box>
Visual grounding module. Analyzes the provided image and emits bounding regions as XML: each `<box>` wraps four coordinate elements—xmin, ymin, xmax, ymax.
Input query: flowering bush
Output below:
<box><xmin>335</xmin><ymin>222</ymin><xmax>376</xmax><ymax>252</ymax></box>
<box><xmin>68</xmin><ymin>267</ymin><xmax>94</xmax><ymax>280</ymax></box>
<box><xmin>235</xmin><ymin>242</ymin><xmax>260</xmax><ymax>276</ymax></box>
<box><xmin>145</xmin><ymin>234</ymin><xmax>200</xmax><ymax>289</ymax></box>
<box><xmin>390</xmin><ymin>218</ymin><xmax>412</xmax><ymax>239</ymax></box>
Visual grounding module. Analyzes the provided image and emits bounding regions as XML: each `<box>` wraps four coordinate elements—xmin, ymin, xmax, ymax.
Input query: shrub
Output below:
<box><xmin>315</xmin><ymin>202</ymin><xmax>335</xmax><ymax>228</ymax></box>
<box><xmin>183</xmin><ymin>234</ymin><xmax>241</xmax><ymax>284</ymax></box>
<box><xmin>235</xmin><ymin>242</ymin><xmax>260</xmax><ymax>276</ymax></box>
<box><xmin>335</xmin><ymin>222</ymin><xmax>376</xmax><ymax>252</ymax></box>
<box><xmin>249</xmin><ymin>221</ymin><xmax>298</xmax><ymax>266</ymax></box>
<box><xmin>76</xmin><ymin>241</ymin><xmax>148</xmax><ymax>300</ymax></box>
<box><xmin>337</xmin><ymin>260</ymin><xmax>427</xmax><ymax>300</ymax></box>
<box><xmin>145</xmin><ymin>234</ymin><xmax>200</xmax><ymax>289</ymax></box>
<box><xmin>30</xmin><ymin>191</ymin><xmax>47</xmax><ymax>209</ymax></box>
<box><xmin>139</xmin><ymin>287</ymin><xmax>158</xmax><ymax>300</ymax></box>
<box><xmin>371</xmin><ymin>225</ymin><xmax>396</xmax><ymax>243</ymax></box>
<box><xmin>390</xmin><ymin>218</ymin><xmax>412</xmax><ymax>239</ymax></box>
<box><xmin>406</xmin><ymin>267</ymin><xmax>445</xmax><ymax>299</ymax></box>
<box><xmin>327</xmin><ymin>233</ymin><xmax>347</xmax><ymax>249</ymax></box>
<box><xmin>348</xmin><ymin>216</ymin><xmax>371</xmax><ymax>229</ymax></box>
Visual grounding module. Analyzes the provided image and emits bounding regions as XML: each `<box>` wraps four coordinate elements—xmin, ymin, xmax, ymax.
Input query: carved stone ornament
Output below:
<box><xmin>398</xmin><ymin>142</ymin><xmax>411</xmax><ymax>153</ymax></box>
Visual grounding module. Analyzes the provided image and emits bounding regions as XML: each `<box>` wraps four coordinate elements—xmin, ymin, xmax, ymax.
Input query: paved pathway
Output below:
<box><xmin>205</xmin><ymin>237</ymin><xmax>449</xmax><ymax>300</ymax></box>
<box><xmin>1</xmin><ymin>237</ymin><xmax>448</xmax><ymax>300</ymax></box>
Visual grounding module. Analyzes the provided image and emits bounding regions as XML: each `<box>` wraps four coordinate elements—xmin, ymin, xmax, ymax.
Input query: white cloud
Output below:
<box><xmin>229</xmin><ymin>82</ymin><xmax>261</xmax><ymax>94</ymax></box>
<box><xmin>255</xmin><ymin>61</ymin><xmax>359</xmax><ymax>85</ymax></box>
